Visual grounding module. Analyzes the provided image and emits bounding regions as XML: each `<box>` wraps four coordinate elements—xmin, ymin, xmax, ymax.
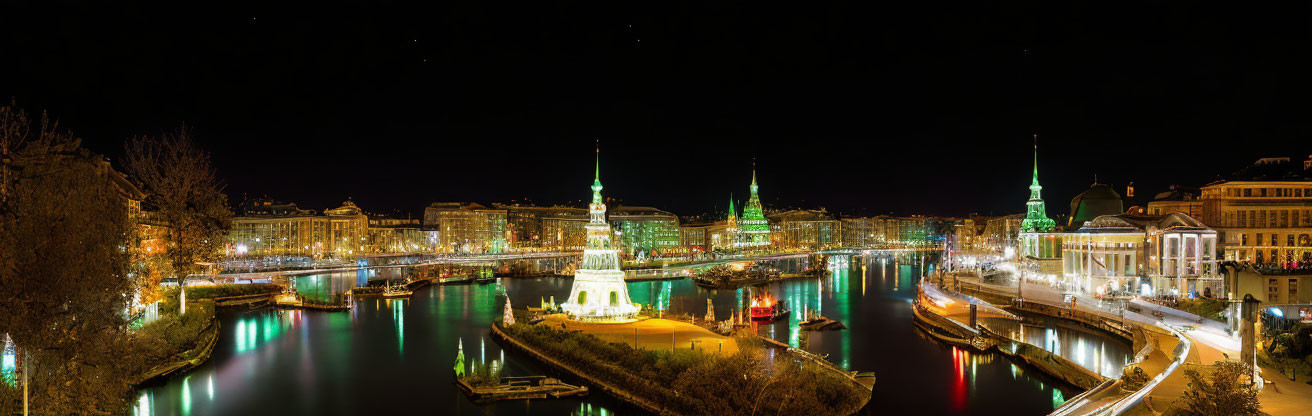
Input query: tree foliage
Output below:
<box><xmin>122</xmin><ymin>127</ymin><xmax>231</xmax><ymax>279</ymax></box>
<box><xmin>1180</xmin><ymin>361</ymin><xmax>1260</xmax><ymax>416</ymax></box>
<box><xmin>0</xmin><ymin>103</ymin><xmax>138</xmax><ymax>414</ymax></box>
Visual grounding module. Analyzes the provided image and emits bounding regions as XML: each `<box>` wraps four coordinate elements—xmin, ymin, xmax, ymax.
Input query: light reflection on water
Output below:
<box><xmin>135</xmin><ymin>252</ymin><xmax>1124</xmax><ymax>415</ymax></box>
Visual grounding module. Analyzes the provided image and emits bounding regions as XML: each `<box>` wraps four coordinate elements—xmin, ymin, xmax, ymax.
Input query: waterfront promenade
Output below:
<box><xmin>944</xmin><ymin>270</ymin><xmax>1312</xmax><ymax>415</ymax></box>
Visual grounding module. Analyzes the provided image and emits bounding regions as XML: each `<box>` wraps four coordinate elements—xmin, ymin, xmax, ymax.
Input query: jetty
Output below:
<box><xmin>456</xmin><ymin>375</ymin><xmax>588</xmax><ymax>403</ymax></box>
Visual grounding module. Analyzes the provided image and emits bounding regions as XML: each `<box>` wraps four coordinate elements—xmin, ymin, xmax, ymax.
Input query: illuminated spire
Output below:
<box><xmin>728</xmin><ymin>193</ymin><xmax>736</xmax><ymax>220</ymax></box>
<box><xmin>591</xmin><ymin>141</ymin><xmax>603</xmax><ymax>205</ymax></box>
<box><xmin>740</xmin><ymin>162</ymin><xmax>770</xmax><ymax>247</ymax></box>
<box><xmin>1031</xmin><ymin>134</ymin><xmax>1040</xmax><ymax>186</ymax></box>
<box><xmin>1021</xmin><ymin>134</ymin><xmax>1056</xmax><ymax>233</ymax></box>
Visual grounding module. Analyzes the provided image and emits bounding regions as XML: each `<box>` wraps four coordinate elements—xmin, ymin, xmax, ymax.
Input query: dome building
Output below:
<box><xmin>1068</xmin><ymin>183</ymin><xmax>1124</xmax><ymax>230</ymax></box>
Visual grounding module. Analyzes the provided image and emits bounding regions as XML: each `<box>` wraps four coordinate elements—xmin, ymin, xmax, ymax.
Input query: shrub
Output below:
<box><xmin>1179</xmin><ymin>361</ymin><xmax>1260</xmax><ymax>416</ymax></box>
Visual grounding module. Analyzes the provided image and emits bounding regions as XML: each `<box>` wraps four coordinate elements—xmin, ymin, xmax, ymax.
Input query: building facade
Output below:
<box><xmin>769</xmin><ymin>209</ymin><xmax>840</xmax><ymax>250</ymax></box>
<box><xmin>228</xmin><ymin>200</ymin><xmax>370</xmax><ymax>258</ymax></box>
<box><xmin>423</xmin><ymin>202</ymin><xmax>508</xmax><ymax>253</ymax></box>
<box><xmin>1198</xmin><ymin>156</ymin><xmax>1312</xmax><ymax>265</ymax></box>
<box><xmin>608</xmin><ymin>206</ymin><xmax>681</xmax><ymax>258</ymax></box>
<box><xmin>1061</xmin><ymin>213</ymin><xmax>1219</xmax><ymax>297</ymax></box>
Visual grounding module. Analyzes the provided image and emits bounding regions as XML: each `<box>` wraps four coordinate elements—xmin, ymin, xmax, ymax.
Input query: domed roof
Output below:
<box><xmin>326</xmin><ymin>200</ymin><xmax>363</xmax><ymax>216</ymax></box>
<box><xmin>1069</xmin><ymin>183</ymin><xmax>1123</xmax><ymax>228</ymax></box>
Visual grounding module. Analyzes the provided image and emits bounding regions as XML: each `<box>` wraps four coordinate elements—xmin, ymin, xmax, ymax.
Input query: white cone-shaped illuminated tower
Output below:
<box><xmin>561</xmin><ymin>144</ymin><xmax>638</xmax><ymax>320</ymax></box>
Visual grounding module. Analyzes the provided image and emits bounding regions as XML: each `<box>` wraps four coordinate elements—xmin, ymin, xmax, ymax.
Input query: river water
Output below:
<box><xmin>135</xmin><ymin>252</ymin><xmax>1130</xmax><ymax>415</ymax></box>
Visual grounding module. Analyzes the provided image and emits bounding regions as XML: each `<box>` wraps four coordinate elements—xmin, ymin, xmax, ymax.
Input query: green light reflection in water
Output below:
<box><xmin>180</xmin><ymin>376</ymin><xmax>191</xmax><ymax>416</ymax></box>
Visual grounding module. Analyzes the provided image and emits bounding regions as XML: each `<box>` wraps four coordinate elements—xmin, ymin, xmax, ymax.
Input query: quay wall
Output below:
<box><xmin>911</xmin><ymin>298</ymin><xmax>1105</xmax><ymax>390</ymax></box>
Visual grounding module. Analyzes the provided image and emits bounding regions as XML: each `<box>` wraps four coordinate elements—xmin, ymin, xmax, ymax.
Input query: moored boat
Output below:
<box><xmin>749</xmin><ymin>295</ymin><xmax>789</xmax><ymax>321</ymax></box>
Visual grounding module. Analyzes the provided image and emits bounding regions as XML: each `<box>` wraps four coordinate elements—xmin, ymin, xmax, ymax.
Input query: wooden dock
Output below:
<box><xmin>456</xmin><ymin>375</ymin><xmax>588</xmax><ymax>403</ymax></box>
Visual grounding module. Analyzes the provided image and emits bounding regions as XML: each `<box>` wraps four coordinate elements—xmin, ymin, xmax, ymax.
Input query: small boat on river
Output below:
<box><xmin>799</xmin><ymin>315</ymin><xmax>847</xmax><ymax>331</ymax></box>
<box><xmin>381</xmin><ymin>281</ymin><xmax>413</xmax><ymax>299</ymax></box>
<box><xmin>749</xmin><ymin>295</ymin><xmax>789</xmax><ymax>322</ymax></box>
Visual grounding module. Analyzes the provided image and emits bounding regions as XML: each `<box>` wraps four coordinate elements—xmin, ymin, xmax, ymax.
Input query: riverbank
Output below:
<box><xmin>493</xmin><ymin>316</ymin><xmax>871</xmax><ymax>415</ymax></box>
<box><xmin>124</xmin><ymin>297</ymin><xmax>223</xmax><ymax>388</ymax></box>
<box><xmin>910</xmin><ymin>290</ymin><xmax>1106</xmax><ymax>390</ymax></box>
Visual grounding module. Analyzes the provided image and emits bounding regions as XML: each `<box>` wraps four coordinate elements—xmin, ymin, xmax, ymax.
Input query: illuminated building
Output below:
<box><xmin>1018</xmin><ymin>140</ymin><xmax>1061</xmax><ymax>261</ymax></box>
<box><xmin>422</xmin><ymin>202</ymin><xmax>508</xmax><ymax>253</ymax></box>
<box><xmin>769</xmin><ymin>209</ymin><xmax>840</xmax><ymax>250</ymax></box>
<box><xmin>1061</xmin><ymin>213</ymin><xmax>1219</xmax><ymax>296</ymax></box>
<box><xmin>679</xmin><ymin>223</ymin><xmax>709</xmax><ymax>254</ymax></box>
<box><xmin>980</xmin><ymin>214</ymin><xmax>1024</xmax><ymax>255</ymax></box>
<box><xmin>228</xmin><ymin>199</ymin><xmax>370</xmax><ymax>258</ymax></box>
<box><xmin>1198</xmin><ymin>156</ymin><xmax>1312</xmax><ymax>264</ymax></box>
<box><xmin>608</xmin><ymin>206</ymin><xmax>681</xmax><ymax>258</ymax></box>
<box><xmin>562</xmin><ymin>148</ymin><xmax>637</xmax><ymax>319</ymax></box>
<box><xmin>840</xmin><ymin>217</ymin><xmax>877</xmax><ymax>248</ymax></box>
<box><xmin>493</xmin><ymin>204</ymin><xmax>588</xmax><ymax>252</ymax></box>
<box><xmin>541</xmin><ymin>209</ymin><xmax>589</xmax><ymax>251</ymax></box>
<box><xmin>1226</xmin><ymin>265</ymin><xmax>1312</xmax><ymax>303</ymax></box>
<box><xmin>367</xmin><ymin>214</ymin><xmax>435</xmax><ymax>254</ymax></box>
<box><xmin>736</xmin><ymin>169</ymin><xmax>771</xmax><ymax>247</ymax></box>
<box><xmin>1017</xmin><ymin>141</ymin><xmax>1063</xmax><ymax>274</ymax></box>
<box><xmin>1145</xmin><ymin>186</ymin><xmax>1202</xmax><ymax>217</ymax></box>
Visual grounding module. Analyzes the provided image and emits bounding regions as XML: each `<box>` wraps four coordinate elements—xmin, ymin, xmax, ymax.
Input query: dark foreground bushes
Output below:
<box><xmin>502</xmin><ymin>322</ymin><xmax>868</xmax><ymax>415</ymax></box>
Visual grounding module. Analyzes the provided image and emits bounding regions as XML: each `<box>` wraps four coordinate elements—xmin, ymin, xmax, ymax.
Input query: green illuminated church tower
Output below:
<box><xmin>738</xmin><ymin>168</ymin><xmax>771</xmax><ymax>247</ymax></box>
<box><xmin>1021</xmin><ymin>136</ymin><xmax>1056</xmax><ymax>233</ymax></box>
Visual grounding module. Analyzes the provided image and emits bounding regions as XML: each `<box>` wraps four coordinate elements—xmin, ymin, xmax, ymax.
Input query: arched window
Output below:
<box><xmin>577</xmin><ymin>291</ymin><xmax>588</xmax><ymax>305</ymax></box>
<box><xmin>609</xmin><ymin>291</ymin><xmax>619</xmax><ymax>306</ymax></box>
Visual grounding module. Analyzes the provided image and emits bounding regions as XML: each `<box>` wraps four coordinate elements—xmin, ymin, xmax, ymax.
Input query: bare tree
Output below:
<box><xmin>121</xmin><ymin>127</ymin><xmax>232</xmax><ymax>284</ymax></box>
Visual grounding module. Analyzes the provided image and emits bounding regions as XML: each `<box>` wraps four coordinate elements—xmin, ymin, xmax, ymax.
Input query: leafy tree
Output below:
<box><xmin>122</xmin><ymin>127</ymin><xmax>231</xmax><ymax>283</ymax></box>
<box><xmin>0</xmin><ymin>104</ymin><xmax>137</xmax><ymax>414</ymax></box>
<box><xmin>1180</xmin><ymin>361</ymin><xmax>1260</xmax><ymax>416</ymax></box>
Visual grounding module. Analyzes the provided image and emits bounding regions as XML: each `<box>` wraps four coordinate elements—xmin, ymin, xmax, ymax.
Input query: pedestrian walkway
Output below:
<box><xmin>950</xmin><ymin>269</ymin><xmax>1312</xmax><ymax>414</ymax></box>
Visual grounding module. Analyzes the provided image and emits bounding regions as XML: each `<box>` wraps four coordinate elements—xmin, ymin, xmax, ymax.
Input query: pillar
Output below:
<box><xmin>1240</xmin><ymin>294</ymin><xmax>1260</xmax><ymax>383</ymax></box>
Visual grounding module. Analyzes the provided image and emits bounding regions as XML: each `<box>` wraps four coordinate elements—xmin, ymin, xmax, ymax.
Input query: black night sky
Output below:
<box><xmin>2</xmin><ymin>1</ymin><xmax>1309</xmax><ymax>218</ymax></box>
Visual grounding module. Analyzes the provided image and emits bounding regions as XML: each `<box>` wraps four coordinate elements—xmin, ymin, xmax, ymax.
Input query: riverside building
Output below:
<box><xmin>422</xmin><ymin>202</ymin><xmax>508</xmax><ymax>253</ymax></box>
<box><xmin>1198</xmin><ymin>156</ymin><xmax>1312</xmax><ymax>265</ymax></box>
<box><xmin>228</xmin><ymin>199</ymin><xmax>370</xmax><ymax>258</ymax></box>
<box><xmin>1061</xmin><ymin>213</ymin><xmax>1219</xmax><ymax>297</ymax></box>
<box><xmin>608</xmin><ymin>206</ymin><xmax>681</xmax><ymax>258</ymax></box>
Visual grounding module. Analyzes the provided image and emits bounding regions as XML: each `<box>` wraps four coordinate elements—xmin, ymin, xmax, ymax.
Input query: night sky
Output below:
<box><xmin>2</xmin><ymin>1</ymin><xmax>1309</xmax><ymax>218</ymax></box>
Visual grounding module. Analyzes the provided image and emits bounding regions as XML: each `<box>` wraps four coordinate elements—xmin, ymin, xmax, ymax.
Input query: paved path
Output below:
<box><xmin>539</xmin><ymin>314</ymin><xmax>739</xmax><ymax>355</ymax></box>
<box><xmin>952</xmin><ymin>269</ymin><xmax>1312</xmax><ymax>415</ymax></box>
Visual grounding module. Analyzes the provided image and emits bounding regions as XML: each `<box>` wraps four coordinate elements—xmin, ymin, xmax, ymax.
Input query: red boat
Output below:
<box><xmin>749</xmin><ymin>295</ymin><xmax>790</xmax><ymax>322</ymax></box>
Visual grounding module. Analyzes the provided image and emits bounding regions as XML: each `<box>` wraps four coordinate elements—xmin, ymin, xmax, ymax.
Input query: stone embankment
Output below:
<box><xmin>911</xmin><ymin>293</ymin><xmax>1105</xmax><ymax>390</ymax></box>
<box><xmin>130</xmin><ymin>316</ymin><xmax>221</xmax><ymax>387</ymax></box>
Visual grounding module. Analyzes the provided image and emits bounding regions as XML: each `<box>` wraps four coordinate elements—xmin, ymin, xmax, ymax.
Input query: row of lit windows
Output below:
<box><xmin>1229</xmin><ymin>209</ymin><xmax>1312</xmax><ymax>228</ymax></box>
<box><xmin>1237</xmin><ymin>232</ymin><xmax>1312</xmax><ymax>247</ymax></box>
<box><xmin>1222</xmin><ymin>186</ymin><xmax>1312</xmax><ymax>198</ymax></box>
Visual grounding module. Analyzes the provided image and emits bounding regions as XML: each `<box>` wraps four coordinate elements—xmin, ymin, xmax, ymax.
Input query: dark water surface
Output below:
<box><xmin>136</xmin><ymin>253</ymin><xmax>1126</xmax><ymax>415</ymax></box>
